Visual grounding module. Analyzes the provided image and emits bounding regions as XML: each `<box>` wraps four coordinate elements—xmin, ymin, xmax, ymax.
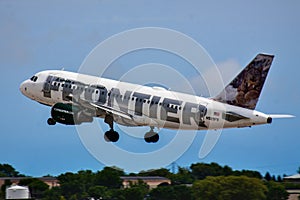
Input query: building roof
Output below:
<box><xmin>0</xmin><ymin>177</ymin><xmax>57</xmax><ymax>181</ymax></box>
<box><xmin>120</xmin><ymin>176</ymin><xmax>170</xmax><ymax>181</ymax></box>
<box><xmin>7</xmin><ymin>185</ymin><xmax>28</xmax><ymax>190</ymax></box>
<box><xmin>284</xmin><ymin>174</ymin><xmax>300</xmax><ymax>179</ymax></box>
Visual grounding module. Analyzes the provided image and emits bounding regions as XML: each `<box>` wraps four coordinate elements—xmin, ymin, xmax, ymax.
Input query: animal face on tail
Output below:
<box><xmin>213</xmin><ymin>54</ymin><xmax>274</xmax><ymax>110</ymax></box>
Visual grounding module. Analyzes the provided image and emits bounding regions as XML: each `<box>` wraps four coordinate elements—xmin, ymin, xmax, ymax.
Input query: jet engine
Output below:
<box><xmin>50</xmin><ymin>103</ymin><xmax>93</xmax><ymax>125</ymax></box>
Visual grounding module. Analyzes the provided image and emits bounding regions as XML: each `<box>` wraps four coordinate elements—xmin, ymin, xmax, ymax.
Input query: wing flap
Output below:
<box><xmin>67</xmin><ymin>94</ymin><xmax>133</xmax><ymax>120</ymax></box>
<box><xmin>90</xmin><ymin>103</ymin><xmax>133</xmax><ymax>120</ymax></box>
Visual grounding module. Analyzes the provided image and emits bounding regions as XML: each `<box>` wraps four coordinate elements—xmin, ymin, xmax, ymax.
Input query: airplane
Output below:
<box><xmin>20</xmin><ymin>53</ymin><xmax>293</xmax><ymax>143</ymax></box>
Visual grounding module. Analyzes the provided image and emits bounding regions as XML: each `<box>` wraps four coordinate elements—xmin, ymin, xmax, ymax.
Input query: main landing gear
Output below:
<box><xmin>144</xmin><ymin>126</ymin><xmax>159</xmax><ymax>143</ymax></box>
<box><xmin>104</xmin><ymin>115</ymin><xmax>119</xmax><ymax>142</ymax></box>
<box><xmin>103</xmin><ymin>115</ymin><xmax>159</xmax><ymax>143</ymax></box>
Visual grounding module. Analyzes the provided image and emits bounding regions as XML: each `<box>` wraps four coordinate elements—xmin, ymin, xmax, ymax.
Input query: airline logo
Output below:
<box><xmin>43</xmin><ymin>75</ymin><xmax>208</xmax><ymax>127</ymax></box>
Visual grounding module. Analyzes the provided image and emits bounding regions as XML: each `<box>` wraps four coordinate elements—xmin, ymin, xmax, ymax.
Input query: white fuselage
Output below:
<box><xmin>20</xmin><ymin>70</ymin><xmax>271</xmax><ymax>130</ymax></box>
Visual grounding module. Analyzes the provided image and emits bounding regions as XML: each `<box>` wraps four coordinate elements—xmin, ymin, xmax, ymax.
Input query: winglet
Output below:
<box><xmin>213</xmin><ymin>53</ymin><xmax>274</xmax><ymax>110</ymax></box>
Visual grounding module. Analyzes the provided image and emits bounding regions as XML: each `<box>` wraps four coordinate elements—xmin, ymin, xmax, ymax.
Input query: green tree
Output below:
<box><xmin>265</xmin><ymin>181</ymin><xmax>288</xmax><ymax>200</ymax></box>
<box><xmin>138</xmin><ymin>168</ymin><xmax>172</xmax><ymax>178</ymax></box>
<box><xmin>0</xmin><ymin>179</ymin><xmax>11</xmax><ymax>199</ymax></box>
<box><xmin>18</xmin><ymin>178</ymin><xmax>49</xmax><ymax>199</ymax></box>
<box><xmin>149</xmin><ymin>185</ymin><xmax>176</xmax><ymax>200</ymax></box>
<box><xmin>277</xmin><ymin>175</ymin><xmax>282</xmax><ymax>182</ymax></box>
<box><xmin>265</xmin><ymin>172</ymin><xmax>272</xmax><ymax>181</ymax></box>
<box><xmin>191</xmin><ymin>162</ymin><xmax>233</xmax><ymax>180</ymax></box>
<box><xmin>88</xmin><ymin>186</ymin><xmax>109</xmax><ymax>199</ymax></box>
<box><xmin>149</xmin><ymin>185</ymin><xmax>192</xmax><ymax>200</ymax></box>
<box><xmin>58</xmin><ymin>172</ymin><xmax>81</xmax><ymax>199</ymax></box>
<box><xmin>192</xmin><ymin>176</ymin><xmax>267</xmax><ymax>200</ymax></box>
<box><xmin>123</xmin><ymin>187</ymin><xmax>148</xmax><ymax>200</ymax></box>
<box><xmin>233</xmin><ymin>170</ymin><xmax>262</xmax><ymax>179</ymax></box>
<box><xmin>94</xmin><ymin>167</ymin><xmax>124</xmax><ymax>189</ymax></box>
<box><xmin>42</xmin><ymin>186</ymin><xmax>63</xmax><ymax>200</ymax></box>
<box><xmin>0</xmin><ymin>164</ymin><xmax>23</xmax><ymax>177</ymax></box>
<box><xmin>170</xmin><ymin>167</ymin><xmax>194</xmax><ymax>185</ymax></box>
<box><xmin>173</xmin><ymin>185</ymin><xmax>193</xmax><ymax>200</ymax></box>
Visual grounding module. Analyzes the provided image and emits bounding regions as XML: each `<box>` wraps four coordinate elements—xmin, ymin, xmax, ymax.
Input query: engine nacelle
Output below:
<box><xmin>51</xmin><ymin>103</ymin><xmax>93</xmax><ymax>125</ymax></box>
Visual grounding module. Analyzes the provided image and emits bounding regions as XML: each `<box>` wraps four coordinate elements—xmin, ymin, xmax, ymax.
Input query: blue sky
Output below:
<box><xmin>1</xmin><ymin>0</ymin><xmax>300</xmax><ymax>176</ymax></box>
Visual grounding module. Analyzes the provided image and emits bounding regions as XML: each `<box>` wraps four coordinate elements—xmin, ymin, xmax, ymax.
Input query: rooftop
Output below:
<box><xmin>284</xmin><ymin>174</ymin><xmax>300</xmax><ymax>179</ymax></box>
<box><xmin>120</xmin><ymin>176</ymin><xmax>170</xmax><ymax>181</ymax></box>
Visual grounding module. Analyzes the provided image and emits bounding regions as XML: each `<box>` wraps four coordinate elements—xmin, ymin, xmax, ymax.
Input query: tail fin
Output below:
<box><xmin>213</xmin><ymin>53</ymin><xmax>274</xmax><ymax>110</ymax></box>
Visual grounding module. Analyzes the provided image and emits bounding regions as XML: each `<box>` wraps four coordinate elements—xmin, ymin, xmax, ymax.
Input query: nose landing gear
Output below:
<box><xmin>47</xmin><ymin>118</ymin><xmax>56</xmax><ymax>125</ymax></box>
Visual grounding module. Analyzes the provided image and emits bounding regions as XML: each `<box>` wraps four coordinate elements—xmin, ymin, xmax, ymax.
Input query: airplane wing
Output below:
<box><xmin>90</xmin><ymin>103</ymin><xmax>133</xmax><ymax>120</ymax></box>
<box><xmin>66</xmin><ymin>94</ymin><xmax>133</xmax><ymax>120</ymax></box>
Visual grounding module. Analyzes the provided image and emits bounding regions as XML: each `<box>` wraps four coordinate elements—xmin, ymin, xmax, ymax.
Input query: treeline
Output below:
<box><xmin>0</xmin><ymin>163</ymin><xmax>296</xmax><ymax>200</ymax></box>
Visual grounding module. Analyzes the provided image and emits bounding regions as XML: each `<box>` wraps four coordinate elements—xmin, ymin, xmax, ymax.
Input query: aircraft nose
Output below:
<box><xmin>20</xmin><ymin>80</ymin><xmax>29</xmax><ymax>96</ymax></box>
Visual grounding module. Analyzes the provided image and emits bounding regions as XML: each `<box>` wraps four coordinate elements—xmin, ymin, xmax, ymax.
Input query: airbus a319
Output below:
<box><xmin>20</xmin><ymin>54</ymin><xmax>293</xmax><ymax>143</ymax></box>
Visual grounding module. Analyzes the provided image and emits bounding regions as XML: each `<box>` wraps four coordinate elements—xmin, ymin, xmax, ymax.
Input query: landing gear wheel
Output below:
<box><xmin>144</xmin><ymin>131</ymin><xmax>159</xmax><ymax>143</ymax></box>
<box><xmin>103</xmin><ymin>114</ymin><xmax>119</xmax><ymax>142</ymax></box>
<box><xmin>47</xmin><ymin>118</ymin><xmax>56</xmax><ymax>125</ymax></box>
<box><xmin>104</xmin><ymin>130</ymin><xmax>119</xmax><ymax>142</ymax></box>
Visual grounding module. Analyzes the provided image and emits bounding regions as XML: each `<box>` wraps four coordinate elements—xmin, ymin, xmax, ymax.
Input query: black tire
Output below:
<box><xmin>47</xmin><ymin>118</ymin><xmax>56</xmax><ymax>125</ymax></box>
<box><xmin>110</xmin><ymin>130</ymin><xmax>119</xmax><ymax>142</ymax></box>
<box><xmin>104</xmin><ymin>130</ymin><xmax>119</xmax><ymax>142</ymax></box>
<box><xmin>144</xmin><ymin>131</ymin><xmax>152</xmax><ymax>143</ymax></box>
<box><xmin>144</xmin><ymin>131</ymin><xmax>159</xmax><ymax>143</ymax></box>
<box><xmin>151</xmin><ymin>133</ymin><xmax>159</xmax><ymax>143</ymax></box>
<box><xmin>104</xmin><ymin>131</ymin><xmax>111</xmax><ymax>142</ymax></box>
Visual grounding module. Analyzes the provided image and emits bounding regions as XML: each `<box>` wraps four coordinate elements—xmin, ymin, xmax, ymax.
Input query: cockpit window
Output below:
<box><xmin>30</xmin><ymin>76</ymin><xmax>38</xmax><ymax>82</ymax></box>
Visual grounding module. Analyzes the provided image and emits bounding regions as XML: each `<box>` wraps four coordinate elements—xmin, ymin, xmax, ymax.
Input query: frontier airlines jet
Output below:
<box><xmin>20</xmin><ymin>54</ymin><xmax>292</xmax><ymax>143</ymax></box>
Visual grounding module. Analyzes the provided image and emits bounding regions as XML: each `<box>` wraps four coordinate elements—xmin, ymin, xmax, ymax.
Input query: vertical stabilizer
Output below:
<box><xmin>213</xmin><ymin>54</ymin><xmax>274</xmax><ymax>110</ymax></box>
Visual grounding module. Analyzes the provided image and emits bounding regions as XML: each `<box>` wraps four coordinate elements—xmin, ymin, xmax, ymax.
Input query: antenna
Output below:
<box><xmin>167</xmin><ymin>162</ymin><xmax>178</xmax><ymax>174</ymax></box>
